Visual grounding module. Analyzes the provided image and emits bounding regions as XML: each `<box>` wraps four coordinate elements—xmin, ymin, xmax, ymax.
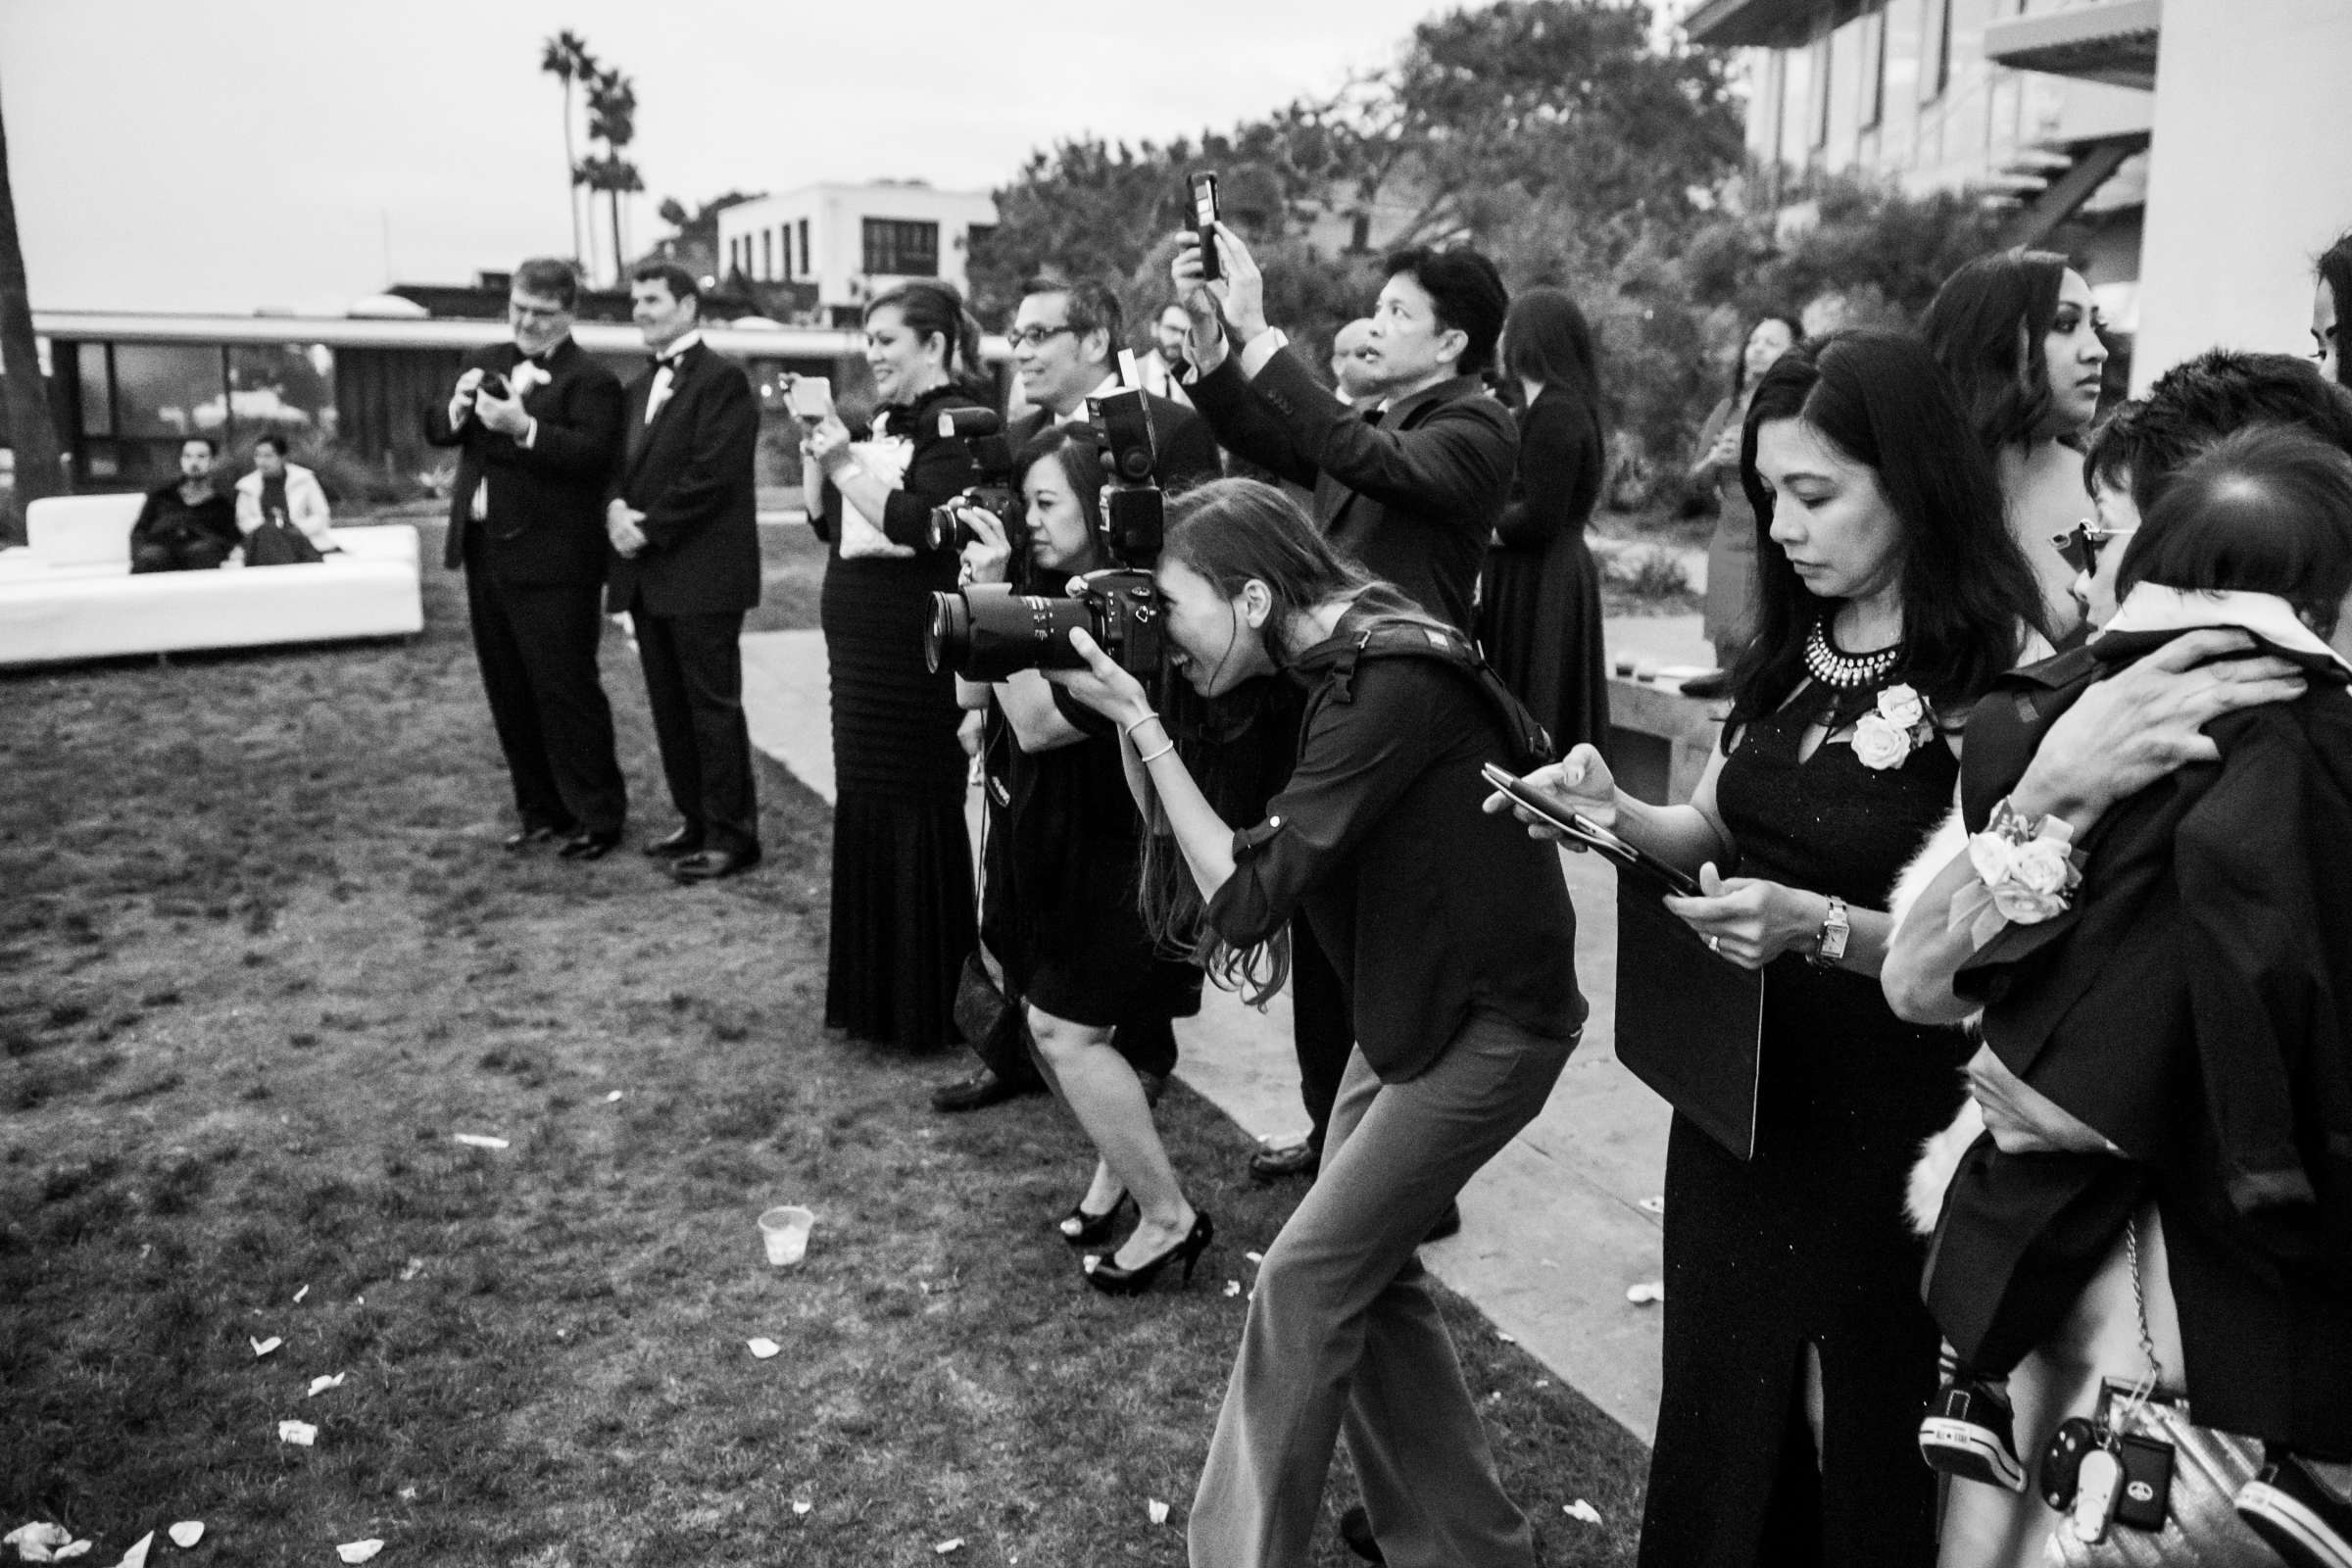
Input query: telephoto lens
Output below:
<box><xmin>925</xmin><ymin>585</ymin><xmax>1096</xmax><ymax>680</ymax></box>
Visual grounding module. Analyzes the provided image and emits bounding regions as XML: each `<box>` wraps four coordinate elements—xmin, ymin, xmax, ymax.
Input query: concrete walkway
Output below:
<box><xmin>740</xmin><ymin>615</ymin><xmax>1712</xmax><ymax>1445</ymax></box>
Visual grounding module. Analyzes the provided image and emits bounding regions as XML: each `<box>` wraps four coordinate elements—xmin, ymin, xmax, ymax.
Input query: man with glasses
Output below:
<box><xmin>1004</xmin><ymin>276</ymin><xmax>1220</xmax><ymax>488</ymax></box>
<box><xmin>426</xmin><ymin>256</ymin><xmax>630</xmax><ymax>861</ymax></box>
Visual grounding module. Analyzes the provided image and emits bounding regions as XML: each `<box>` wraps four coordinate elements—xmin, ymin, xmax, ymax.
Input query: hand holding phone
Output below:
<box><xmin>1479</xmin><ymin>762</ymin><xmax>1702</xmax><ymax>899</ymax></box>
<box><xmin>786</xmin><ymin>374</ymin><xmax>833</xmax><ymax>423</ymax></box>
<box><xmin>1189</xmin><ymin>172</ymin><xmax>1222</xmax><ymax>282</ymax></box>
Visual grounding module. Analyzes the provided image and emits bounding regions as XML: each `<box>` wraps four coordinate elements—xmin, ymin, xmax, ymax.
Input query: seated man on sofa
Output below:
<box><xmin>129</xmin><ymin>436</ymin><xmax>240</xmax><ymax>574</ymax></box>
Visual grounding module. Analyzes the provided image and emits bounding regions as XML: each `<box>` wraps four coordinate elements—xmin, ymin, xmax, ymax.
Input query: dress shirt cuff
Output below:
<box><xmin>1237</xmin><ymin>328</ymin><xmax>1291</xmax><ymax>379</ymax></box>
<box><xmin>520</xmin><ymin>416</ymin><xmax>538</xmax><ymax>450</ymax></box>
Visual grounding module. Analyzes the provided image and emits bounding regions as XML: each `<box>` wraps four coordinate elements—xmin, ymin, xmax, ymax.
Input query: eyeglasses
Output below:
<box><xmin>2050</xmin><ymin>518</ymin><xmax>2139</xmax><ymax>576</ymax></box>
<box><xmin>1006</xmin><ymin>324</ymin><xmax>1076</xmax><ymax>351</ymax></box>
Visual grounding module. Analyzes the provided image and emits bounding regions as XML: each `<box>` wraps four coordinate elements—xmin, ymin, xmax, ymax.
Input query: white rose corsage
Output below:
<box><xmin>834</xmin><ymin>432</ymin><xmax>918</xmax><ymax>560</ymax></box>
<box><xmin>1948</xmin><ymin>796</ymin><xmax>2083</xmax><ymax>944</ymax></box>
<box><xmin>1846</xmin><ymin>684</ymin><xmax>1934</xmax><ymax>770</ymax></box>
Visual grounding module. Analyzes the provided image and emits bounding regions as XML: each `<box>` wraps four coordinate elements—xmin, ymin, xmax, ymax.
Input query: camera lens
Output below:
<box><xmin>924</xmin><ymin>591</ymin><xmax>973</xmax><ymax>675</ymax></box>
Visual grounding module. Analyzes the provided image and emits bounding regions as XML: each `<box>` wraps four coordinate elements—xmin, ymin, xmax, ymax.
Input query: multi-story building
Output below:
<box><xmin>1683</xmin><ymin>0</ymin><xmax>2352</xmax><ymax>391</ymax></box>
<box><xmin>714</xmin><ymin>182</ymin><xmax>999</xmax><ymax>325</ymax></box>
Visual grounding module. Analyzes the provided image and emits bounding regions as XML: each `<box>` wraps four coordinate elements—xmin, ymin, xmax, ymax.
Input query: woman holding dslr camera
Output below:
<box><xmin>1050</xmin><ymin>477</ymin><xmax>1586</xmax><ymax>1567</ymax></box>
<box><xmin>800</xmin><ymin>280</ymin><xmax>987</xmax><ymax>1055</ymax></box>
<box><xmin>946</xmin><ymin>425</ymin><xmax>1207</xmax><ymax>1292</ymax></box>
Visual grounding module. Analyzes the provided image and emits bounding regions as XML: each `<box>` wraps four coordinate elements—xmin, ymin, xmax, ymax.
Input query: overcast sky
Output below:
<box><xmin>1</xmin><ymin>0</ymin><xmax>1468</xmax><ymax>316</ymax></box>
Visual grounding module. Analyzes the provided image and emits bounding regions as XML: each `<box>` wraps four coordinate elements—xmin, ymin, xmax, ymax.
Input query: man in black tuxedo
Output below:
<box><xmin>1004</xmin><ymin>276</ymin><xmax>1222</xmax><ymax>490</ymax></box>
<box><xmin>607</xmin><ymin>263</ymin><xmax>763</xmax><ymax>883</ymax></box>
<box><xmin>424</xmin><ymin>257</ymin><xmax>629</xmax><ymax>859</ymax></box>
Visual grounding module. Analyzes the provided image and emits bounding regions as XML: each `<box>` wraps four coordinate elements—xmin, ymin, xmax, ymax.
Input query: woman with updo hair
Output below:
<box><xmin>1922</xmin><ymin>248</ymin><xmax>2108</xmax><ymax>640</ymax></box>
<box><xmin>2314</xmin><ymin>228</ymin><xmax>2351</xmax><ymax>390</ymax></box>
<box><xmin>800</xmin><ymin>279</ymin><xmax>988</xmax><ymax>1053</ymax></box>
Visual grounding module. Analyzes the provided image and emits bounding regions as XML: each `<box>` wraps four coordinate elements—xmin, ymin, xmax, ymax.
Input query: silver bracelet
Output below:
<box><xmin>1122</xmin><ymin>711</ymin><xmax>1165</xmax><ymax>740</ymax></box>
<box><xmin>1135</xmin><ymin>739</ymin><xmax>1176</xmax><ymax>765</ymax></box>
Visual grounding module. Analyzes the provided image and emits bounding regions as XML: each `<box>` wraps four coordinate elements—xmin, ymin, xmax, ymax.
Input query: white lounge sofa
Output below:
<box><xmin>0</xmin><ymin>493</ymin><xmax>424</xmax><ymax>667</ymax></box>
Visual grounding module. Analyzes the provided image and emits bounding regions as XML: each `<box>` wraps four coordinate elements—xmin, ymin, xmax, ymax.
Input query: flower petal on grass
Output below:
<box><xmin>250</xmin><ymin>1337</ymin><xmax>282</xmax><ymax>1358</ymax></box>
<box><xmin>8</xmin><ymin>1521</ymin><xmax>73</xmax><ymax>1560</ymax></box>
<box><xmin>747</xmin><ymin>1339</ymin><xmax>781</xmax><ymax>1359</ymax></box>
<box><xmin>1223</xmin><ymin>1281</ymin><xmax>1241</xmax><ymax>1298</ymax></box>
<box><xmin>1148</xmin><ymin>1499</ymin><xmax>1170</xmax><ymax>1526</ymax></box>
<box><xmin>49</xmin><ymin>1544</ymin><xmax>89</xmax><ymax>1562</ymax></box>
<box><xmin>293</xmin><ymin>1285</ymin><xmax>310</xmax><ymax>1303</ymax></box>
<box><xmin>399</xmin><ymin>1258</ymin><xmax>424</xmax><ymax>1282</ymax></box>
<box><xmin>308</xmin><ymin>1374</ymin><xmax>347</xmax><ymax>1397</ymax></box>
<box><xmin>335</xmin><ymin>1541</ymin><xmax>384</xmax><ymax>1564</ymax></box>
<box><xmin>933</xmin><ymin>1540</ymin><xmax>964</xmax><ymax>1555</ymax></box>
<box><xmin>167</xmin><ymin>1524</ymin><xmax>204</xmax><ymax>1548</ymax></box>
<box><xmin>605</xmin><ymin>1091</ymin><xmax>623</xmax><ymax>1102</ymax></box>
<box><xmin>276</xmin><ymin>1419</ymin><xmax>318</xmax><ymax>1446</ymax></box>
<box><xmin>452</xmin><ymin>1134</ymin><xmax>509</xmax><ymax>1151</ymax></box>
<box><xmin>790</xmin><ymin>1501</ymin><xmax>811</xmax><ymax>1517</ymax></box>
<box><xmin>1564</xmin><ymin>1499</ymin><xmax>1603</xmax><ymax>1525</ymax></box>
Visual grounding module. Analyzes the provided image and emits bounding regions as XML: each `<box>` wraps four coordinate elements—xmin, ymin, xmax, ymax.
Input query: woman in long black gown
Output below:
<box><xmin>801</xmin><ymin>281</ymin><xmax>984</xmax><ymax>1053</ymax></box>
<box><xmin>1478</xmin><ymin>286</ymin><xmax>1610</xmax><ymax>754</ymax></box>
<box><xmin>1502</xmin><ymin>331</ymin><xmax>2043</xmax><ymax>1566</ymax></box>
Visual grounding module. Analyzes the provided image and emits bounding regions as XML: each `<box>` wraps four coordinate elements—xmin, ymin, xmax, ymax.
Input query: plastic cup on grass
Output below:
<box><xmin>759</xmin><ymin>1205</ymin><xmax>815</xmax><ymax>1266</ymax></box>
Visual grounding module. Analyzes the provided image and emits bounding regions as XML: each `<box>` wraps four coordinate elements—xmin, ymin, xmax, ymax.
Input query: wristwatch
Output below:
<box><xmin>1808</xmin><ymin>894</ymin><xmax>1850</xmax><ymax>968</ymax></box>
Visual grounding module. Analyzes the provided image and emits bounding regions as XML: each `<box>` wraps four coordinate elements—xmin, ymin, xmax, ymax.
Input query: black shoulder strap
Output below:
<box><xmin>1296</xmin><ymin>618</ymin><xmax>1555</xmax><ymax>771</ymax></box>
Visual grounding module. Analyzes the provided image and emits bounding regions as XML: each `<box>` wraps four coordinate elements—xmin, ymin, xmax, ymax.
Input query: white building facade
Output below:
<box><xmin>1683</xmin><ymin>0</ymin><xmax>2352</xmax><ymax>391</ymax></box>
<box><xmin>715</xmin><ymin>183</ymin><xmax>999</xmax><ymax>322</ymax></box>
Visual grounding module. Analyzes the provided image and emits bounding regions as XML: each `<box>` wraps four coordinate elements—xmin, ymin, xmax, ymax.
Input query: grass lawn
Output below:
<box><xmin>0</xmin><ymin>520</ymin><xmax>1652</xmax><ymax>1566</ymax></box>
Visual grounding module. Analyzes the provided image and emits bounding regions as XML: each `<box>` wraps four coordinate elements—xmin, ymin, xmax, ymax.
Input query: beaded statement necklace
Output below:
<box><xmin>1803</xmin><ymin>617</ymin><xmax>1902</xmax><ymax>689</ymax></box>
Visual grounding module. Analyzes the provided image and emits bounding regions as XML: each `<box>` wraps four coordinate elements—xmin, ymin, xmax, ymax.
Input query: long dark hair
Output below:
<box><xmin>865</xmin><ymin>280</ymin><xmax>986</xmax><ymax>398</ymax></box>
<box><xmin>1728</xmin><ymin>330</ymin><xmax>2042</xmax><ymax>727</ymax></box>
<box><xmin>2319</xmin><ymin>230</ymin><xmax>2352</xmax><ymax>392</ymax></box>
<box><xmin>1006</xmin><ymin>426</ymin><xmax>1105</xmax><ymax>590</ymax></box>
<box><xmin>1505</xmin><ymin>286</ymin><xmax>1605</xmax><ymax>439</ymax></box>
<box><xmin>1140</xmin><ymin>480</ymin><xmax>1383</xmax><ymax>1002</ymax></box>
<box><xmin>1920</xmin><ymin>248</ymin><xmax>2071</xmax><ymax>453</ymax></box>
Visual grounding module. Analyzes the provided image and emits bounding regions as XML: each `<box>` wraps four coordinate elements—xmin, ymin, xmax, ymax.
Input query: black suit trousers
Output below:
<box><xmin>634</xmin><ymin>609</ymin><xmax>759</xmax><ymax>854</ymax></box>
<box><xmin>462</xmin><ymin>546</ymin><xmax>627</xmax><ymax>836</ymax></box>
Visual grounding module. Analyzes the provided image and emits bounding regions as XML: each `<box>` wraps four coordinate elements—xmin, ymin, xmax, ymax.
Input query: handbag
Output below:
<box><xmin>2047</xmin><ymin>1220</ymin><xmax>2286</xmax><ymax>1567</ymax></box>
<box><xmin>952</xmin><ymin>949</ymin><xmax>1036</xmax><ymax>1087</ymax></box>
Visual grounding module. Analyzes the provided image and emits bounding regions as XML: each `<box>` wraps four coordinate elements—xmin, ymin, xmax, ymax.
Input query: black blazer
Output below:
<box><xmin>1006</xmin><ymin>389</ymin><xmax>1223</xmax><ymax>494</ymax></box>
<box><xmin>423</xmin><ymin>335</ymin><xmax>625</xmax><ymax>586</ymax></box>
<box><xmin>606</xmin><ymin>341</ymin><xmax>761</xmax><ymax>618</ymax></box>
<box><xmin>1188</xmin><ymin>347</ymin><xmax>1517</xmax><ymax>630</ymax></box>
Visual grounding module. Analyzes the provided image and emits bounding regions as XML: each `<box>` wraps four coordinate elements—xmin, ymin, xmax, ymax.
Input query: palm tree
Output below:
<box><xmin>539</xmin><ymin>30</ymin><xmax>596</xmax><ymax>267</ymax></box>
<box><xmin>583</xmin><ymin>67</ymin><xmax>642</xmax><ymax>284</ymax></box>
<box><xmin>0</xmin><ymin>74</ymin><xmax>66</xmax><ymax>534</ymax></box>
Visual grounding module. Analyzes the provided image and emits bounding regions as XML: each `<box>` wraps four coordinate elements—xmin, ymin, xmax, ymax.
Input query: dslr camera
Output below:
<box><xmin>921</xmin><ymin>408</ymin><xmax>1019</xmax><ymax>553</ymax></box>
<box><xmin>925</xmin><ymin>386</ymin><xmax>1166</xmax><ymax>683</ymax></box>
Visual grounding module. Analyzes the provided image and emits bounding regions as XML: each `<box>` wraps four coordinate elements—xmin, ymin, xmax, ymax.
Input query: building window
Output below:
<box><xmin>76</xmin><ymin>342</ymin><xmax>113</xmax><ymax>437</ymax></box>
<box><xmin>761</xmin><ymin>228</ymin><xmax>773</xmax><ymax>280</ymax></box>
<box><xmin>861</xmin><ymin>219</ymin><xmax>939</xmax><ymax>277</ymax></box>
<box><xmin>798</xmin><ymin>220</ymin><xmax>810</xmax><ymax>278</ymax></box>
<box><xmin>1860</xmin><ymin>4</ymin><xmax>1887</xmax><ymax>130</ymax></box>
<box><xmin>965</xmin><ymin>223</ymin><xmax>997</xmax><ymax>263</ymax></box>
<box><xmin>1921</xmin><ymin>0</ymin><xmax>1953</xmax><ymax>103</ymax></box>
<box><xmin>113</xmin><ymin>344</ymin><xmax>228</xmax><ymax>441</ymax></box>
<box><xmin>780</xmin><ymin>226</ymin><xmax>793</xmax><ymax>281</ymax></box>
<box><xmin>1808</xmin><ymin>31</ymin><xmax>1834</xmax><ymax>152</ymax></box>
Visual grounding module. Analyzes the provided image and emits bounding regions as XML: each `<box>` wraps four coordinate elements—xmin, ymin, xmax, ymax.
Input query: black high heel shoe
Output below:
<box><xmin>1085</xmin><ymin>1210</ymin><xmax>1213</xmax><ymax>1297</ymax></box>
<box><xmin>1056</xmin><ymin>1191</ymin><xmax>1134</xmax><ymax>1249</ymax></box>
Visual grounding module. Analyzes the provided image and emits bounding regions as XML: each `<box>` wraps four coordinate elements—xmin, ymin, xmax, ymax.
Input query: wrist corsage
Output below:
<box><xmin>1848</xmin><ymin>684</ymin><xmax>1935</xmax><ymax>770</ymax></box>
<box><xmin>1950</xmin><ymin>796</ymin><xmax>2082</xmax><ymax>944</ymax></box>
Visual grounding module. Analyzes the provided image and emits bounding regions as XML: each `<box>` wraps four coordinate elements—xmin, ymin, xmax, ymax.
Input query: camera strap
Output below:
<box><xmin>1293</xmin><ymin>617</ymin><xmax>1555</xmax><ymax>773</ymax></box>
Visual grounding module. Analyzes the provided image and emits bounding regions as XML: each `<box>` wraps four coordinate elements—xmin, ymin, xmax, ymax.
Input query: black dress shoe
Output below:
<box><xmin>504</xmin><ymin>824</ymin><xmax>570</xmax><ymax>853</ymax></box>
<box><xmin>931</xmin><ymin>1066</ymin><xmax>1030</xmax><ymax>1113</ymax></box>
<box><xmin>1339</xmin><ymin>1504</ymin><xmax>1384</xmax><ymax>1563</ymax></box>
<box><xmin>669</xmin><ymin>846</ymin><xmax>760</xmax><ymax>882</ymax></box>
<box><xmin>642</xmin><ymin>824</ymin><xmax>704</xmax><ymax>858</ymax></box>
<box><xmin>1249</xmin><ymin>1138</ymin><xmax>1319</xmax><ymax>1183</ymax></box>
<box><xmin>556</xmin><ymin>829</ymin><xmax>622</xmax><ymax>861</ymax></box>
<box><xmin>1084</xmin><ymin>1210</ymin><xmax>1212</xmax><ymax>1297</ymax></box>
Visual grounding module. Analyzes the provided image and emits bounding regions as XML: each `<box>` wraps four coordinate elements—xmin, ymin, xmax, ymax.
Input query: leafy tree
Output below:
<box><xmin>0</xmin><ymin>75</ymin><xmax>64</xmax><ymax>532</ymax></box>
<box><xmin>651</xmin><ymin>190</ymin><xmax>764</xmax><ymax>281</ymax></box>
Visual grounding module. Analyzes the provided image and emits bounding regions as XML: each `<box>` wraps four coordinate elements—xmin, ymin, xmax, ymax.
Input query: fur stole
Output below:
<box><xmin>1887</xmin><ymin>802</ymin><xmax>1984</xmax><ymax>1236</ymax></box>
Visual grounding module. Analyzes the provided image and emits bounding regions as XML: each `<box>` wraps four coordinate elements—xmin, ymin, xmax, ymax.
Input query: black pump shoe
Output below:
<box><xmin>1085</xmin><ymin>1210</ymin><xmax>1212</xmax><ymax>1297</ymax></box>
<box><xmin>1057</xmin><ymin>1192</ymin><xmax>1135</xmax><ymax>1249</ymax></box>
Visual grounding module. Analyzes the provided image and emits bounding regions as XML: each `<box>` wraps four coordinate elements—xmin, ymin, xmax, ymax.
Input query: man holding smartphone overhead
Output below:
<box><xmin>1168</xmin><ymin>219</ymin><xmax>1515</xmax><ymax>633</ymax></box>
<box><xmin>424</xmin><ymin>256</ymin><xmax>630</xmax><ymax>861</ymax></box>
